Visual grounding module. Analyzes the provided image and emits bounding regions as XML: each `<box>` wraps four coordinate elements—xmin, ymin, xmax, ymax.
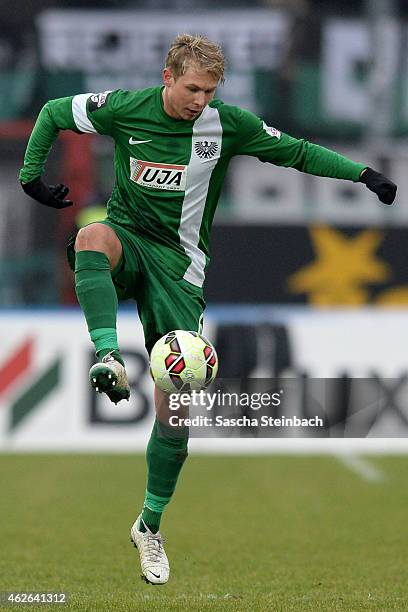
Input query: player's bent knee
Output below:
<box><xmin>75</xmin><ymin>223</ymin><xmax>122</xmax><ymax>268</ymax></box>
<box><xmin>75</xmin><ymin>223</ymin><xmax>111</xmax><ymax>251</ymax></box>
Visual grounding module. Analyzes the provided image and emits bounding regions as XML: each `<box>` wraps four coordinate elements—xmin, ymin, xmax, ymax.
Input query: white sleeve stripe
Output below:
<box><xmin>72</xmin><ymin>94</ymin><xmax>97</xmax><ymax>134</ymax></box>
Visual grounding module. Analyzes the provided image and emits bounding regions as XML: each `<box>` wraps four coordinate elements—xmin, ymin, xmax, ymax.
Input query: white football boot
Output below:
<box><xmin>130</xmin><ymin>515</ymin><xmax>170</xmax><ymax>585</ymax></box>
<box><xmin>89</xmin><ymin>351</ymin><xmax>130</xmax><ymax>404</ymax></box>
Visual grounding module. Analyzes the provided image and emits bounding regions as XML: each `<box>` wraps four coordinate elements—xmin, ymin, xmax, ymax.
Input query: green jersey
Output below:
<box><xmin>20</xmin><ymin>86</ymin><xmax>365</xmax><ymax>287</ymax></box>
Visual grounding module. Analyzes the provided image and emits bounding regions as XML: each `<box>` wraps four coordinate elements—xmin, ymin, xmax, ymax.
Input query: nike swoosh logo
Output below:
<box><xmin>129</xmin><ymin>138</ymin><xmax>152</xmax><ymax>145</ymax></box>
<box><xmin>149</xmin><ymin>572</ymin><xmax>161</xmax><ymax>579</ymax></box>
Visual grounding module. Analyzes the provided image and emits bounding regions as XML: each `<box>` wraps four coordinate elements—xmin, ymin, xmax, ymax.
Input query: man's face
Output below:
<box><xmin>162</xmin><ymin>66</ymin><xmax>219</xmax><ymax>121</ymax></box>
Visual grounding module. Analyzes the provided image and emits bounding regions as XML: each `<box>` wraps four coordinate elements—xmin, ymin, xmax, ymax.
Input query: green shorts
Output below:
<box><xmin>67</xmin><ymin>220</ymin><xmax>205</xmax><ymax>354</ymax></box>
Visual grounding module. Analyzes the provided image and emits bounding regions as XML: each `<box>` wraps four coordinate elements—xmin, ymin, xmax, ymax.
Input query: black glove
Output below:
<box><xmin>21</xmin><ymin>177</ymin><xmax>73</xmax><ymax>209</ymax></box>
<box><xmin>360</xmin><ymin>167</ymin><xmax>397</xmax><ymax>205</ymax></box>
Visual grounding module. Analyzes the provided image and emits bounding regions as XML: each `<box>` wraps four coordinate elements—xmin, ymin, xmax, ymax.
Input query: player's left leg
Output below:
<box><xmin>140</xmin><ymin>384</ymin><xmax>189</xmax><ymax>530</ymax></box>
<box><xmin>130</xmin><ymin>240</ymin><xmax>205</xmax><ymax>584</ymax></box>
<box><xmin>137</xmin><ymin>287</ymin><xmax>203</xmax><ymax>533</ymax></box>
<box><xmin>130</xmin><ymin>386</ymin><xmax>188</xmax><ymax>585</ymax></box>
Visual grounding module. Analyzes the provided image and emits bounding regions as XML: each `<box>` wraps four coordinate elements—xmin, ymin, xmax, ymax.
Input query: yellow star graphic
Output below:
<box><xmin>287</xmin><ymin>226</ymin><xmax>391</xmax><ymax>305</ymax></box>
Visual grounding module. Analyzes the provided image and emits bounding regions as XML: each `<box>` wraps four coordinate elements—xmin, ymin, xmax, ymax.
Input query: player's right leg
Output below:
<box><xmin>73</xmin><ymin>223</ymin><xmax>130</xmax><ymax>403</ymax></box>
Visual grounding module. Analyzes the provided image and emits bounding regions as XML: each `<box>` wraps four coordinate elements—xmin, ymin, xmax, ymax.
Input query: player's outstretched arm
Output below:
<box><xmin>233</xmin><ymin>108</ymin><xmax>398</xmax><ymax>205</ymax></box>
<box><xmin>359</xmin><ymin>167</ymin><xmax>397</xmax><ymax>205</ymax></box>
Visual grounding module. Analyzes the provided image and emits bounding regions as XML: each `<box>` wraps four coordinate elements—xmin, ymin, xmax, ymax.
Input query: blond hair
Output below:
<box><xmin>165</xmin><ymin>33</ymin><xmax>225</xmax><ymax>84</ymax></box>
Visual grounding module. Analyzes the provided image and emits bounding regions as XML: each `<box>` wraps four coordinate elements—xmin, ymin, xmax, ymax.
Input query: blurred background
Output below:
<box><xmin>1</xmin><ymin>0</ymin><xmax>408</xmax><ymax>448</ymax></box>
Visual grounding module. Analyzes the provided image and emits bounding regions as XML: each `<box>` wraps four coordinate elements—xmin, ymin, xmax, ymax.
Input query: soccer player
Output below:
<box><xmin>20</xmin><ymin>34</ymin><xmax>396</xmax><ymax>585</ymax></box>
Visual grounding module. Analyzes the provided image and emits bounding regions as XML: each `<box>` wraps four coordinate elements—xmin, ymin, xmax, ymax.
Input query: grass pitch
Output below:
<box><xmin>0</xmin><ymin>454</ymin><xmax>407</xmax><ymax>611</ymax></box>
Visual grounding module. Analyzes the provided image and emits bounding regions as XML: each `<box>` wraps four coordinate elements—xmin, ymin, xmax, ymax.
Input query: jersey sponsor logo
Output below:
<box><xmin>262</xmin><ymin>121</ymin><xmax>281</xmax><ymax>139</ymax></box>
<box><xmin>88</xmin><ymin>91</ymin><xmax>112</xmax><ymax>112</ymax></box>
<box><xmin>129</xmin><ymin>157</ymin><xmax>187</xmax><ymax>191</ymax></box>
<box><xmin>194</xmin><ymin>140</ymin><xmax>218</xmax><ymax>159</ymax></box>
<box><xmin>129</xmin><ymin>138</ymin><xmax>152</xmax><ymax>145</ymax></box>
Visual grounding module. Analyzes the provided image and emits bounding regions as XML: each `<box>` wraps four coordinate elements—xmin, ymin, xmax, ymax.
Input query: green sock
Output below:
<box><xmin>139</xmin><ymin>418</ymin><xmax>189</xmax><ymax>533</ymax></box>
<box><xmin>140</xmin><ymin>506</ymin><xmax>162</xmax><ymax>534</ymax></box>
<box><xmin>75</xmin><ymin>250</ymin><xmax>119</xmax><ymax>356</ymax></box>
<box><xmin>96</xmin><ymin>348</ymin><xmax>124</xmax><ymax>367</ymax></box>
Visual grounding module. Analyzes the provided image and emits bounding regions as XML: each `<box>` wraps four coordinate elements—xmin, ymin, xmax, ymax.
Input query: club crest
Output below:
<box><xmin>194</xmin><ymin>140</ymin><xmax>218</xmax><ymax>159</ymax></box>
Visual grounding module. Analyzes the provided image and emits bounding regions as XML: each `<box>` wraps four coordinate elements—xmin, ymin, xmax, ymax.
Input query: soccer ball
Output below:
<box><xmin>150</xmin><ymin>330</ymin><xmax>218</xmax><ymax>393</ymax></box>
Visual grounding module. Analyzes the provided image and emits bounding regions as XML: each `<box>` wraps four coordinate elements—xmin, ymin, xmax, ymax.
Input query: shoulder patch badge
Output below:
<box><xmin>262</xmin><ymin>121</ymin><xmax>281</xmax><ymax>139</ymax></box>
<box><xmin>88</xmin><ymin>91</ymin><xmax>112</xmax><ymax>112</ymax></box>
